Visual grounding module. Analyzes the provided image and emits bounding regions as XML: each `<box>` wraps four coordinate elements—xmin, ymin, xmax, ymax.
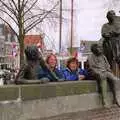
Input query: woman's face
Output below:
<box><xmin>69</xmin><ymin>61</ymin><xmax>78</xmax><ymax>71</ymax></box>
<box><xmin>47</xmin><ymin>55</ymin><xmax>57</xmax><ymax>68</ymax></box>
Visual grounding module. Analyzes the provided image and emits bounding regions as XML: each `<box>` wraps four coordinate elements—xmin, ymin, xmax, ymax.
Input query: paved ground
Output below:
<box><xmin>30</xmin><ymin>105</ymin><xmax>120</xmax><ymax>120</ymax></box>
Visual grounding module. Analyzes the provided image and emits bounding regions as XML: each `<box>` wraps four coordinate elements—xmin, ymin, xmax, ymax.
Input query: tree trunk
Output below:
<box><xmin>19</xmin><ymin>35</ymin><xmax>25</xmax><ymax>67</ymax></box>
<box><xmin>18</xmin><ymin>0</ymin><xmax>25</xmax><ymax>68</ymax></box>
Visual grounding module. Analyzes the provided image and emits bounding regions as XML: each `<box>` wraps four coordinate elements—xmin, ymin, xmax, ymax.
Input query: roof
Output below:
<box><xmin>80</xmin><ymin>40</ymin><xmax>99</xmax><ymax>53</ymax></box>
<box><xmin>24</xmin><ymin>35</ymin><xmax>43</xmax><ymax>48</ymax></box>
<box><xmin>67</xmin><ymin>40</ymin><xmax>100</xmax><ymax>55</ymax></box>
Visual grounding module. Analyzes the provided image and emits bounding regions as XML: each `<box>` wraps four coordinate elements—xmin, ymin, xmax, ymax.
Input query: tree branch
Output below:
<box><xmin>24</xmin><ymin>12</ymin><xmax>45</xmax><ymax>23</ymax></box>
<box><xmin>9</xmin><ymin>1</ymin><xmax>17</xmax><ymax>16</ymax></box>
<box><xmin>0</xmin><ymin>8</ymin><xmax>18</xmax><ymax>25</ymax></box>
<box><xmin>0</xmin><ymin>0</ymin><xmax>16</xmax><ymax>16</ymax></box>
<box><xmin>25</xmin><ymin>1</ymin><xmax>59</xmax><ymax>33</ymax></box>
<box><xmin>21</xmin><ymin>0</ymin><xmax>29</xmax><ymax>12</ymax></box>
<box><xmin>10</xmin><ymin>0</ymin><xmax>18</xmax><ymax>11</ymax></box>
<box><xmin>23</xmin><ymin>0</ymin><xmax>38</xmax><ymax>16</ymax></box>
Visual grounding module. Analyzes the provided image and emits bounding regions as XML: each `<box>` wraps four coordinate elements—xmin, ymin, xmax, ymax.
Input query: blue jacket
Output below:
<box><xmin>79</xmin><ymin>68</ymin><xmax>89</xmax><ymax>80</ymax></box>
<box><xmin>46</xmin><ymin>68</ymin><xmax>64</xmax><ymax>81</ymax></box>
<box><xmin>63</xmin><ymin>68</ymin><xmax>88</xmax><ymax>81</ymax></box>
<box><xmin>37</xmin><ymin>66</ymin><xmax>64</xmax><ymax>82</ymax></box>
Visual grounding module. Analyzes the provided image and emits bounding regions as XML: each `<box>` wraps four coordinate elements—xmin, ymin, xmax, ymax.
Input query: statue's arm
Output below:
<box><xmin>88</xmin><ymin>55</ymin><xmax>102</xmax><ymax>75</ymax></box>
<box><xmin>101</xmin><ymin>24</ymin><xmax>112</xmax><ymax>38</ymax></box>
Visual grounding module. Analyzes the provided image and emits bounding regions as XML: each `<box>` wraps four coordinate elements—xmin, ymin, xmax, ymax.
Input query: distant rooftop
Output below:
<box><xmin>80</xmin><ymin>40</ymin><xmax>100</xmax><ymax>53</ymax></box>
<box><xmin>68</xmin><ymin>40</ymin><xmax>100</xmax><ymax>54</ymax></box>
<box><xmin>24</xmin><ymin>35</ymin><xmax>43</xmax><ymax>48</ymax></box>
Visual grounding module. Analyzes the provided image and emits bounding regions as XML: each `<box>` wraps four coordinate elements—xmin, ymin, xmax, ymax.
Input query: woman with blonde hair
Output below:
<box><xmin>44</xmin><ymin>53</ymin><xmax>64</xmax><ymax>82</ymax></box>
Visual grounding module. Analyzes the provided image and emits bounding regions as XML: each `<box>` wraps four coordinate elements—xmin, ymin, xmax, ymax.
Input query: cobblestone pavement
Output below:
<box><xmin>31</xmin><ymin>105</ymin><xmax>120</xmax><ymax>120</ymax></box>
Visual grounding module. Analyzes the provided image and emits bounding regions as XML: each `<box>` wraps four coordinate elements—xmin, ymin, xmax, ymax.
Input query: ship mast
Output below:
<box><xmin>70</xmin><ymin>0</ymin><xmax>74</xmax><ymax>55</ymax></box>
<box><xmin>59</xmin><ymin>0</ymin><xmax>62</xmax><ymax>53</ymax></box>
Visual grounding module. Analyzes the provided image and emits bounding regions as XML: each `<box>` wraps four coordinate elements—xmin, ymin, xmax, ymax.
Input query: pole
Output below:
<box><xmin>59</xmin><ymin>0</ymin><xmax>62</xmax><ymax>53</ymax></box>
<box><xmin>70</xmin><ymin>0</ymin><xmax>74</xmax><ymax>55</ymax></box>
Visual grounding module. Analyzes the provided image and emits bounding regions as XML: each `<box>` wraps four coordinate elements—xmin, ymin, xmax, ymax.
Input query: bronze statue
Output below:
<box><xmin>88</xmin><ymin>43</ymin><xmax>120</xmax><ymax>107</ymax></box>
<box><xmin>101</xmin><ymin>10</ymin><xmax>120</xmax><ymax>67</ymax></box>
<box><xmin>15</xmin><ymin>46</ymin><xmax>49</xmax><ymax>84</ymax></box>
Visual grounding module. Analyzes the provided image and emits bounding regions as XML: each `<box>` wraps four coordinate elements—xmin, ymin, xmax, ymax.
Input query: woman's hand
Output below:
<box><xmin>79</xmin><ymin>75</ymin><xmax>85</xmax><ymax>80</ymax></box>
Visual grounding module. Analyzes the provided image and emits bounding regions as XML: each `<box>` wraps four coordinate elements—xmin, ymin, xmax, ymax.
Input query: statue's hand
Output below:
<box><xmin>110</xmin><ymin>31</ymin><xmax>118</xmax><ymax>36</ymax></box>
<box><xmin>102</xmin><ymin>33</ymin><xmax>111</xmax><ymax>38</ymax></box>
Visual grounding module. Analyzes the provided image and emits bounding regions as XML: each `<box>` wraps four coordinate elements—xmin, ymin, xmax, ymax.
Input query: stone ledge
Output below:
<box><xmin>21</xmin><ymin>81</ymin><xmax>97</xmax><ymax>100</ymax></box>
<box><xmin>0</xmin><ymin>85</ymin><xmax>19</xmax><ymax>101</ymax></box>
<box><xmin>0</xmin><ymin>81</ymin><xmax>97</xmax><ymax>101</ymax></box>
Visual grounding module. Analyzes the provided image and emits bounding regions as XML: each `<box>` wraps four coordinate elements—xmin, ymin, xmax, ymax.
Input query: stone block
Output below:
<box><xmin>21</xmin><ymin>81</ymin><xmax>97</xmax><ymax>100</ymax></box>
<box><xmin>0</xmin><ymin>85</ymin><xmax>19</xmax><ymax>101</ymax></box>
<box><xmin>21</xmin><ymin>85</ymin><xmax>41</xmax><ymax>100</ymax></box>
<box><xmin>56</xmin><ymin>81</ymin><xmax>97</xmax><ymax>96</ymax></box>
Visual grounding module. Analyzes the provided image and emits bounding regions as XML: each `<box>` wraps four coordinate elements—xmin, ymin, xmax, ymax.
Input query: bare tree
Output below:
<box><xmin>0</xmin><ymin>0</ymin><xmax>59</xmax><ymax>67</ymax></box>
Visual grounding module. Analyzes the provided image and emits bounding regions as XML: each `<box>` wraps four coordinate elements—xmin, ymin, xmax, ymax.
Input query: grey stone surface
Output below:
<box><xmin>0</xmin><ymin>82</ymin><xmax>120</xmax><ymax>120</ymax></box>
<box><xmin>0</xmin><ymin>85</ymin><xmax>19</xmax><ymax>101</ymax></box>
<box><xmin>31</xmin><ymin>105</ymin><xmax>120</xmax><ymax>120</ymax></box>
<box><xmin>0</xmin><ymin>81</ymin><xmax>97</xmax><ymax>101</ymax></box>
<box><xmin>0</xmin><ymin>92</ymin><xmax>116</xmax><ymax>120</ymax></box>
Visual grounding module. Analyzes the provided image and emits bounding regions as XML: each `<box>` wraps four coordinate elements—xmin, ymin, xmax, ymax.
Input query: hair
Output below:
<box><xmin>90</xmin><ymin>44</ymin><xmax>98</xmax><ymax>53</ymax></box>
<box><xmin>46</xmin><ymin>53</ymin><xmax>57</xmax><ymax>64</ymax></box>
<box><xmin>66</xmin><ymin>57</ymin><xmax>79</xmax><ymax>69</ymax></box>
<box><xmin>25</xmin><ymin>45</ymin><xmax>39</xmax><ymax>61</ymax></box>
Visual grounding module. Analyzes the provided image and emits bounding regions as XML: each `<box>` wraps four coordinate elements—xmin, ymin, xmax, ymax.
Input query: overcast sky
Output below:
<box><xmin>3</xmin><ymin>0</ymin><xmax>120</xmax><ymax>52</ymax></box>
<box><xmin>37</xmin><ymin>0</ymin><xmax>120</xmax><ymax>52</ymax></box>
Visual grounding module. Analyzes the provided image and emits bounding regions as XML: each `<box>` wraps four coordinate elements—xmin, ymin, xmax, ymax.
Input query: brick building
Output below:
<box><xmin>24</xmin><ymin>35</ymin><xmax>44</xmax><ymax>48</ymax></box>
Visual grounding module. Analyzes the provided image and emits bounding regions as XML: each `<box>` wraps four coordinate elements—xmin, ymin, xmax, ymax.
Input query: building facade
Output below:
<box><xmin>0</xmin><ymin>24</ymin><xmax>19</xmax><ymax>70</ymax></box>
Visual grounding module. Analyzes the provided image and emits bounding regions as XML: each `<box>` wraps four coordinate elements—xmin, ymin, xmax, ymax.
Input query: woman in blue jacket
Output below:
<box><xmin>40</xmin><ymin>53</ymin><xmax>64</xmax><ymax>82</ymax></box>
<box><xmin>63</xmin><ymin>57</ymin><xmax>87</xmax><ymax>81</ymax></box>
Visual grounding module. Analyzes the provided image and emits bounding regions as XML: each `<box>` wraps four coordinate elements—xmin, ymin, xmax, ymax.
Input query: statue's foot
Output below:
<box><xmin>102</xmin><ymin>101</ymin><xmax>109</xmax><ymax>108</ymax></box>
<box><xmin>102</xmin><ymin>100</ymin><xmax>110</xmax><ymax>108</ymax></box>
<box><xmin>103</xmin><ymin>104</ymin><xmax>110</xmax><ymax>108</ymax></box>
<box><xmin>113</xmin><ymin>99</ymin><xmax>120</xmax><ymax>107</ymax></box>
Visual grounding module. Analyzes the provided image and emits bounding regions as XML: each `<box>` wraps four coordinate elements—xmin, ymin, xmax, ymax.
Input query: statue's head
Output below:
<box><xmin>25</xmin><ymin>45</ymin><xmax>39</xmax><ymax>61</ymax></box>
<box><xmin>91</xmin><ymin>44</ymin><xmax>103</xmax><ymax>56</ymax></box>
<box><xmin>106</xmin><ymin>10</ymin><xmax>116</xmax><ymax>22</ymax></box>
